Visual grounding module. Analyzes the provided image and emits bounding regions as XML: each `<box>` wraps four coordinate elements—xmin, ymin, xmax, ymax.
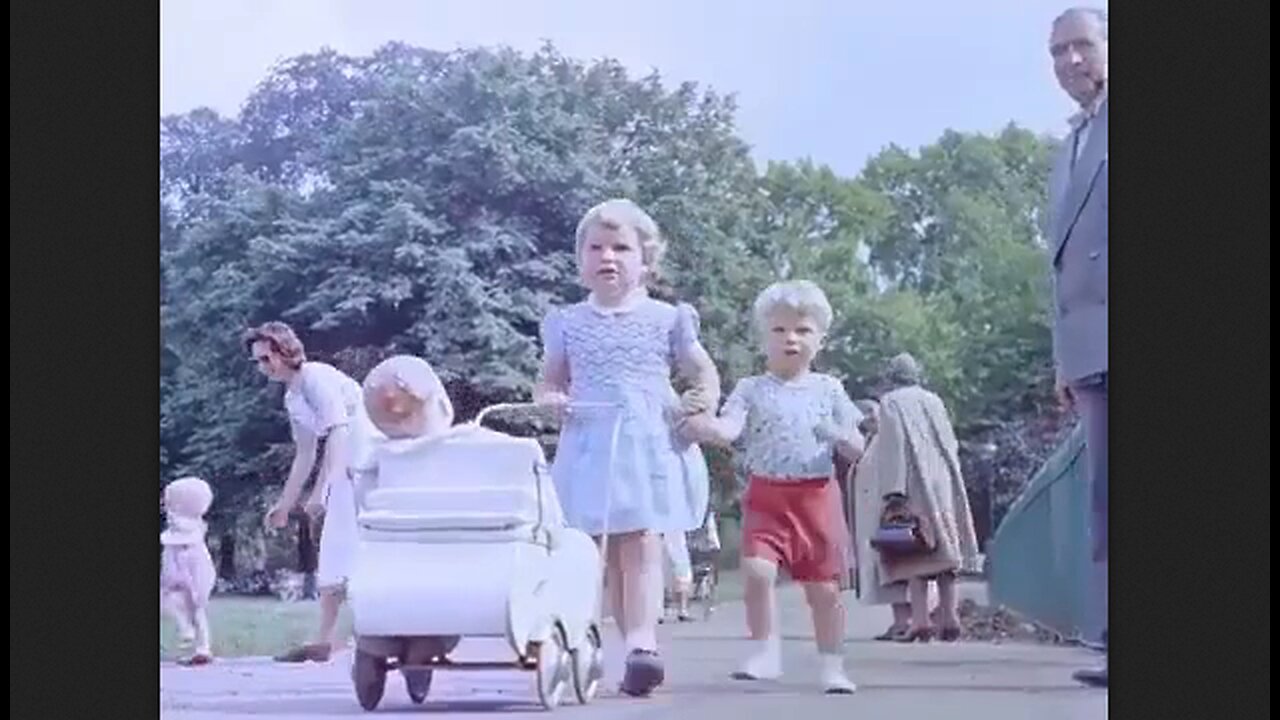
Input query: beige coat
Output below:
<box><xmin>849</xmin><ymin>436</ymin><xmax>908</xmax><ymax>605</ymax></box>
<box><xmin>862</xmin><ymin>385</ymin><xmax>979</xmax><ymax>586</ymax></box>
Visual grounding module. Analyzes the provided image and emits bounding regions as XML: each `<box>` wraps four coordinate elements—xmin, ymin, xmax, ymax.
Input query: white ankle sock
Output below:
<box><xmin>819</xmin><ymin>653</ymin><xmax>856</xmax><ymax>693</ymax></box>
<box><xmin>737</xmin><ymin>636</ymin><xmax>782</xmax><ymax>679</ymax></box>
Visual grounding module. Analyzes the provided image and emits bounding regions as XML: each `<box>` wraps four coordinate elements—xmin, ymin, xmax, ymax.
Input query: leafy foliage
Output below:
<box><xmin>160</xmin><ymin>43</ymin><xmax>1064</xmax><ymax>562</ymax></box>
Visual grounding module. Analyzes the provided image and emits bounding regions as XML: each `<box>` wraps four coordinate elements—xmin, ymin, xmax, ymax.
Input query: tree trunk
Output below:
<box><xmin>218</xmin><ymin>532</ymin><xmax>237</xmax><ymax>579</ymax></box>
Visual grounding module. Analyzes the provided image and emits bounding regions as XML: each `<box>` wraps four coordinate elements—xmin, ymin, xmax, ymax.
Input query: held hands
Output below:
<box><xmin>678</xmin><ymin>385</ymin><xmax>715</xmax><ymax>416</ymax></box>
<box><xmin>675</xmin><ymin>381</ymin><xmax>721</xmax><ymax>444</ymax></box>
<box><xmin>678</xmin><ymin>412</ymin><xmax>721</xmax><ymax>445</ymax></box>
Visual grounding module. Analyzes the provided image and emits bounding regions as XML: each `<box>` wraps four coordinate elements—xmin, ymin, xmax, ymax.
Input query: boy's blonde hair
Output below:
<box><xmin>574</xmin><ymin>198</ymin><xmax>667</xmax><ymax>272</ymax></box>
<box><xmin>752</xmin><ymin>280</ymin><xmax>834</xmax><ymax>333</ymax></box>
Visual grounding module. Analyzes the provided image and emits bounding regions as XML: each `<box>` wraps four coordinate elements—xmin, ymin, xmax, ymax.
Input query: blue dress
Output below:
<box><xmin>541</xmin><ymin>296</ymin><xmax>710</xmax><ymax>535</ymax></box>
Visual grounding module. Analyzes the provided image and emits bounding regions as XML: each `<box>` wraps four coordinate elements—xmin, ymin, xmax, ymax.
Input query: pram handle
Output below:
<box><xmin>471</xmin><ymin>400</ymin><xmax>623</xmax><ymax>427</ymax></box>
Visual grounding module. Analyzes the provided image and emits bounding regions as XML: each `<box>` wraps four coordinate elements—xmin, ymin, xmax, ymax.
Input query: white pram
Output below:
<box><xmin>346</xmin><ymin>402</ymin><xmax>619</xmax><ymax>712</ymax></box>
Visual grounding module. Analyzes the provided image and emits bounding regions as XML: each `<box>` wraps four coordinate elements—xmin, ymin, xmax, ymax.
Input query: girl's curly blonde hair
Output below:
<box><xmin>574</xmin><ymin>198</ymin><xmax>668</xmax><ymax>276</ymax></box>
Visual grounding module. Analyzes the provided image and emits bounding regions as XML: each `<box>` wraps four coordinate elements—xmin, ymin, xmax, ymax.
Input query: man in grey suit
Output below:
<box><xmin>1046</xmin><ymin>7</ymin><xmax>1108</xmax><ymax>689</ymax></box>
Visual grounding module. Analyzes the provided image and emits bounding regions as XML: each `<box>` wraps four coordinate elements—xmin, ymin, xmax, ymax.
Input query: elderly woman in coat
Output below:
<box><xmin>857</xmin><ymin>354</ymin><xmax>979</xmax><ymax>643</ymax></box>
<box><xmin>848</xmin><ymin>399</ymin><xmax>913</xmax><ymax>640</ymax></box>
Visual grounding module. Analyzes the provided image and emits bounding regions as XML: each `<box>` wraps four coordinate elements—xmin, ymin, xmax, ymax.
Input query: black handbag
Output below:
<box><xmin>870</xmin><ymin>495</ymin><xmax>929</xmax><ymax>556</ymax></box>
<box><xmin>870</xmin><ymin>522</ymin><xmax>928</xmax><ymax>555</ymax></box>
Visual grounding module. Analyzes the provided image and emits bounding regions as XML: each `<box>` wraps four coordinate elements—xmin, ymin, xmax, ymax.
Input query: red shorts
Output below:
<box><xmin>741</xmin><ymin>475</ymin><xmax>850</xmax><ymax>583</ymax></box>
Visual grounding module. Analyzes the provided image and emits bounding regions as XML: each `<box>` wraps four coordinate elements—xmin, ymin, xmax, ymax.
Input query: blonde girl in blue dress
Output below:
<box><xmin>534</xmin><ymin>199</ymin><xmax>719</xmax><ymax>697</ymax></box>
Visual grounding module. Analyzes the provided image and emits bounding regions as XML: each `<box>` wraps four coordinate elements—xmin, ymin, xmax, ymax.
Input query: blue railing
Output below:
<box><xmin>987</xmin><ymin>423</ymin><xmax>1104</xmax><ymax>643</ymax></box>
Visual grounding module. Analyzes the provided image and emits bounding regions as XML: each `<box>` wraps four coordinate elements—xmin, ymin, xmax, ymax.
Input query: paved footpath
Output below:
<box><xmin>161</xmin><ymin>584</ymin><xmax>1107</xmax><ymax>719</ymax></box>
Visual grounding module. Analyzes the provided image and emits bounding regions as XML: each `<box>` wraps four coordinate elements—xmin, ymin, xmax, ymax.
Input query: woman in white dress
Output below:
<box><xmin>244</xmin><ymin>322</ymin><xmax>382</xmax><ymax>663</ymax></box>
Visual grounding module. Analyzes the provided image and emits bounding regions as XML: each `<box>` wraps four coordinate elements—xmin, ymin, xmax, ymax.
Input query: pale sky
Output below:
<box><xmin>160</xmin><ymin>0</ymin><xmax>1103</xmax><ymax>177</ymax></box>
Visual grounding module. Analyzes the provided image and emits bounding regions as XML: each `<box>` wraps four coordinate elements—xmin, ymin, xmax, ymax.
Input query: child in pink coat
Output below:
<box><xmin>161</xmin><ymin>476</ymin><xmax>217</xmax><ymax>666</ymax></box>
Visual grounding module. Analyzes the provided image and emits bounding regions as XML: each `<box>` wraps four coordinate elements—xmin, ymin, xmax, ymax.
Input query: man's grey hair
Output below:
<box><xmin>1055</xmin><ymin>7</ymin><xmax>1108</xmax><ymax>39</ymax></box>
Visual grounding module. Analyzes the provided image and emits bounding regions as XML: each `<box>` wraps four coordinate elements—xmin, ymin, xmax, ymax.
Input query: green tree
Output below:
<box><xmin>159</xmin><ymin>42</ymin><xmax>1066</xmax><ymax>570</ymax></box>
<box><xmin>160</xmin><ymin>42</ymin><xmax>768</xmax><ymax>548</ymax></box>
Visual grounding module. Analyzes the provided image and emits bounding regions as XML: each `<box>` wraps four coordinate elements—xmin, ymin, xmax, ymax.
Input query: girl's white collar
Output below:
<box><xmin>587</xmin><ymin>287</ymin><xmax>649</xmax><ymax>315</ymax></box>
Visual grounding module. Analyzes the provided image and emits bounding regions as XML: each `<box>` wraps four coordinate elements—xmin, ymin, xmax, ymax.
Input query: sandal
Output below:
<box><xmin>895</xmin><ymin>626</ymin><xmax>936</xmax><ymax>644</ymax></box>
<box><xmin>875</xmin><ymin>624</ymin><xmax>909</xmax><ymax>641</ymax></box>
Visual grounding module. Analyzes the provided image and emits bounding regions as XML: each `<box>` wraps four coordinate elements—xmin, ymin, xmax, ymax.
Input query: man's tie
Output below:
<box><xmin>1071</xmin><ymin>119</ymin><xmax>1089</xmax><ymax>171</ymax></box>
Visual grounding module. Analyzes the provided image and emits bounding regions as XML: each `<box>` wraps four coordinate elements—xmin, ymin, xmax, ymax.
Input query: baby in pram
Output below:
<box><xmin>346</xmin><ymin>355</ymin><xmax>606</xmax><ymax>711</ymax></box>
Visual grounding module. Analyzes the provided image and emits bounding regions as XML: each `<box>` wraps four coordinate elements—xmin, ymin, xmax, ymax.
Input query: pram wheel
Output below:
<box><xmin>404</xmin><ymin>669</ymin><xmax>432</xmax><ymax>704</ymax></box>
<box><xmin>533</xmin><ymin>623</ymin><xmax>570</xmax><ymax>710</ymax></box>
<box><xmin>352</xmin><ymin>649</ymin><xmax>388</xmax><ymax>711</ymax></box>
<box><xmin>400</xmin><ymin>639</ymin><xmax>439</xmax><ymax>704</ymax></box>
<box><xmin>571</xmin><ymin>623</ymin><xmax>604</xmax><ymax>704</ymax></box>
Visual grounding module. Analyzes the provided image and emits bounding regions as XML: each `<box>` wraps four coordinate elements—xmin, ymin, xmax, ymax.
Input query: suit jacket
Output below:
<box><xmin>1048</xmin><ymin>100</ymin><xmax>1108</xmax><ymax>383</ymax></box>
